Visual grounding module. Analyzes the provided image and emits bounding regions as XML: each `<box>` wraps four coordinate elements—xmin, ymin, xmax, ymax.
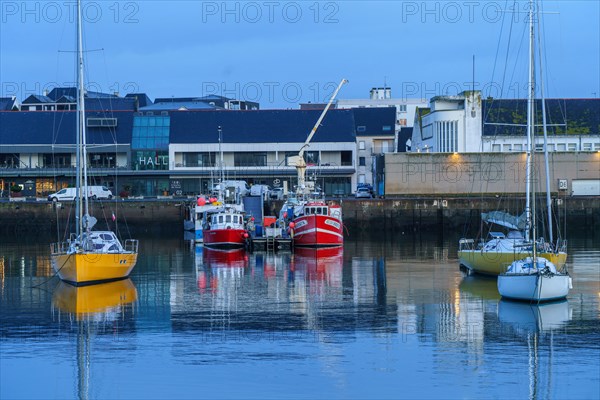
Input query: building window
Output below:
<box><xmin>183</xmin><ymin>152</ymin><xmax>216</xmax><ymax>167</ymax></box>
<box><xmin>358</xmin><ymin>174</ymin><xmax>366</xmax><ymax>184</ymax></box>
<box><xmin>304</xmin><ymin>151</ymin><xmax>319</xmax><ymax>166</ymax></box>
<box><xmin>502</xmin><ymin>144</ymin><xmax>512</xmax><ymax>152</ymax></box>
<box><xmin>87</xmin><ymin>117</ymin><xmax>117</xmax><ymax>127</ymax></box>
<box><xmin>357</xmin><ymin>126</ymin><xmax>366</xmax><ymax>133</ymax></box>
<box><xmin>359</xmin><ymin>141</ymin><xmax>365</xmax><ymax>150</ymax></box>
<box><xmin>88</xmin><ymin>153</ymin><xmax>115</xmax><ymax>168</ymax></box>
<box><xmin>359</xmin><ymin>157</ymin><xmax>366</xmax><ymax>166</ymax></box>
<box><xmin>42</xmin><ymin>153</ymin><xmax>71</xmax><ymax>168</ymax></box>
<box><xmin>132</xmin><ymin>116</ymin><xmax>170</xmax><ymax>150</ymax></box>
<box><xmin>492</xmin><ymin>144</ymin><xmax>501</xmax><ymax>152</ymax></box>
<box><xmin>567</xmin><ymin>143</ymin><xmax>577</xmax><ymax>151</ymax></box>
<box><xmin>132</xmin><ymin>150</ymin><xmax>169</xmax><ymax>170</ymax></box>
<box><xmin>382</xmin><ymin>125</ymin><xmax>392</xmax><ymax>131</ymax></box>
<box><xmin>435</xmin><ymin>120</ymin><xmax>458</xmax><ymax>152</ymax></box>
<box><xmin>398</xmin><ymin>105</ymin><xmax>407</xmax><ymax>112</ymax></box>
<box><xmin>513</xmin><ymin>144</ymin><xmax>523</xmax><ymax>151</ymax></box>
<box><xmin>340</xmin><ymin>151</ymin><xmax>352</xmax><ymax>166</ymax></box>
<box><xmin>582</xmin><ymin>143</ymin><xmax>592</xmax><ymax>151</ymax></box>
<box><xmin>556</xmin><ymin>143</ymin><xmax>566</xmax><ymax>152</ymax></box>
<box><xmin>234</xmin><ymin>152</ymin><xmax>267</xmax><ymax>167</ymax></box>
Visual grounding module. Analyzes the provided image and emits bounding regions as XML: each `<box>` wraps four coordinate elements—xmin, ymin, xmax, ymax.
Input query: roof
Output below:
<box><xmin>140</xmin><ymin>101</ymin><xmax>220</xmax><ymax>111</ymax></box>
<box><xmin>47</xmin><ymin>87</ymin><xmax>118</xmax><ymax>101</ymax></box>
<box><xmin>169</xmin><ymin>109</ymin><xmax>356</xmax><ymax>144</ymax></box>
<box><xmin>22</xmin><ymin>94</ymin><xmax>53</xmax><ymax>104</ymax></box>
<box><xmin>0</xmin><ymin>111</ymin><xmax>133</xmax><ymax>145</ymax></box>
<box><xmin>351</xmin><ymin>107</ymin><xmax>396</xmax><ymax>136</ymax></box>
<box><xmin>483</xmin><ymin>98</ymin><xmax>600</xmax><ymax>136</ymax></box>
<box><xmin>0</xmin><ymin>97</ymin><xmax>18</xmax><ymax>111</ymax></box>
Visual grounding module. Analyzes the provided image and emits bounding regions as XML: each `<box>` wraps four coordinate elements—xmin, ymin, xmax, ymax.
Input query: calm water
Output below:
<box><xmin>1</xmin><ymin>230</ymin><xmax>599</xmax><ymax>399</ymax></box>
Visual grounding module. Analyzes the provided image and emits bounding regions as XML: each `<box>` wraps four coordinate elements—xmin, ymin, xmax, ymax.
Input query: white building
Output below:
<box><xmin>412</xmin><ymin>91</ymin><xmax>600</xmax><ymax>153</ymax></box>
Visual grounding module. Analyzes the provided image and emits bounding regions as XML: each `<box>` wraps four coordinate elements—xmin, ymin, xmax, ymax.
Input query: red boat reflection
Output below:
<box><xmin>197</xmin><ymin>248</ymin><xmax>248</xmax><ymax>293</ymax></box>
<box><xmin>291</xmin><ymin>246</ymin><xmax>343</xmax><ymax>285</ymax></box>
<box><xmin>203</xmin><ymin>248</ymin><xmax>249</xmax><ymax>268</ymax></box>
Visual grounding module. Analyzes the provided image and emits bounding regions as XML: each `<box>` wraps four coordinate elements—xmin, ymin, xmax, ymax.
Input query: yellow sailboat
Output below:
<box><xmin>50</xmin><ymin>0</ymin><xmax>138</xmax><ymax>285</ymax></box>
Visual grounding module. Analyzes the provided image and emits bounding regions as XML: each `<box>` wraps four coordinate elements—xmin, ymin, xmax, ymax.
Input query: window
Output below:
<box><xmin>359</xmin><ymin>157</ymin><xmax>366</xmax><ymax>166</ymax></box>
<box><xmin>492</xmin><ymin>144</ymin><xmax>501</xmax><ymax>152</ymax></box>
<box><xmin>556</xmin><ymin>143</ymin><xmax>566</xmax><ymax>152</ymax></box>
<box><xmin>503</xmin><ymin>144</ymin><xmax>512</xmax><ymax>152</ymax></box>
<box><xmin>132</xmin><ymin>116</ymin><xmax>170</xmax><ymax>150</ymax></box>
<box><xmin>234</xmin><ymin>152</ymin><xmax>267</xmax><ymax>167</ymax></box>
<box><xmin>87</xmin><ymin>118</ymin><xmax>117</xmax><ymax>127</ymax></box>
<box><xmin>513</xmin><ymin>144</ymin><xmax>523</xmax><ymax>151</ymax></box>
<box><xmin>358</xmin><ymin>174</ymin><xmax>366</xmax><ymax>184</ymax></box>
<box><xmin>567</xmin><ymin>143</ymin><xmax>577</xmax><ymax>151</ymax></box>
<box><xmin>357</xmin><ymin>126</ymin><xmax>366</xmax><ymax>133</ymax></box>
<box><xmin>42</xmin><ymin>153</ymin><xmax>71</xmax><ymax>168</ymax></box>
<box><xmin>183</xmin><ymin>152</ymin><xmax>215</xmax><ymax>167</ymax></box>
<box><xmin>582</xmin><ymin>143</ymin><xmax>592</xmax><ymax>151</ymax></box>
<box><xmin>340</xmin><ymin>151</ymin><xmax>352</xmax><ymax>166</ymax></box>
<box><xmin>382</xmin><ymin>125</ymin><xmax>392</xmax><ymax>131</ymax></box>
<box><xmin>304</xmin><ymin>151</ymin><xmax>319</xmax><ymax>166</ymax></box>
<box><xmin>359</xmin><ymin>141</ymin><xmax>365</xmax><ymax>150</ymax></box>
<box><xmin>398</xmin><ymin>105</ymin><xmax>407</xmax><ymax>112</ymax></box>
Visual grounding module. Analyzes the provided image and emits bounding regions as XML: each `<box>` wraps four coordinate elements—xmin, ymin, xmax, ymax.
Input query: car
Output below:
<box><xmin>355</xmin><ymin>187</ymin><xmax>372</xmax><ymax>199</ymax></box>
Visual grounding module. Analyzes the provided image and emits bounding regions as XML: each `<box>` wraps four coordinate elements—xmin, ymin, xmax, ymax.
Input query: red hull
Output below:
<box><xmin>292</xmin><ymin>214</ymin><xmax>343</xmax><ymax>247</ymax></box>
<box><xmin>203</xmin><ymin>228</ymin><xmax>247</xmax><ymax>249</ymax></box>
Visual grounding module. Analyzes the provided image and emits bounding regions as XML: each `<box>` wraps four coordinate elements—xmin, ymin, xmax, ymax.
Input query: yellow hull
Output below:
<box><xmin>53</xmin><ymin>279</ymin><xmax>138</xmax><ymax>316</ymax></box>
<box><xmin>51</xmin><ymin>252</ymin><xmax>137</xmax><ymax>285</ymax></box>
<box><xmin>458</xmin><ymin>250</ymin><xmax>567</xmax><ymax>275</ymax></box>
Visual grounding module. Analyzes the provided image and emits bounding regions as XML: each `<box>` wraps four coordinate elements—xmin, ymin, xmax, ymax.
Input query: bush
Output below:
<box><xmin>10</xmin><ymin>185</ymin><xmax>22</xmax><ymax>192</ymax></box>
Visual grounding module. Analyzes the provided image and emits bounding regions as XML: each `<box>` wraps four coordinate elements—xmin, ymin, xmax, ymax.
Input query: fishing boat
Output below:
<box><xmin>201</xmin><ymin>126</ymin><xmax>249</xmax><ymax>249</ymax></box>
<box><xmin>282</xmin><ymin>79</ymin><xmax>347</xmax><ymax>247</ymax></box>
<box><xmin>458</xmin><ymin>0</ymin><xmax>567</xmax><ymax>275</ymax></box>
<box><xmin>497</xmin><ymin>0</ymin><xmax>570</xmax><ymax>302</ymax></box>
<box><xmin>50</xmin><ymin>0</ymin><xmax>138</xmax><ymax>285</ymax></box>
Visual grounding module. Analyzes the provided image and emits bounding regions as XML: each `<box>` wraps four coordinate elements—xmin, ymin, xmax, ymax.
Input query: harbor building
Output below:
<box><xmin>411</xmin><ymin>91</ymin><xmax>600</xmax><ymax>153</ymax></box>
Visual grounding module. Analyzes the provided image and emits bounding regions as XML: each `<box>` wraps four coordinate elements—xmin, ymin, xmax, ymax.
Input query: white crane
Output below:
<box><xmin>287</xmin><ymin>78</ymin><xmax>348</xmax><ymax>196</ymax></box>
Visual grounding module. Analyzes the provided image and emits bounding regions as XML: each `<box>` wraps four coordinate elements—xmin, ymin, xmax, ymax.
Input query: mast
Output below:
<box><xmin>537</xmin><ymin>0</ymin><xmax>554</xmax><ymax>245</ymax></box>
<box><xmin>525</xmin><ymin>0</ymin><xmax>535</xmax><ymax>246</ymax></box>
<box><xmin>78</xmin><ymin>0</ymin><xmax>90</xmax><ymax>230</ymax></box>
<box><xmin>75</xmin><ymin>0</ymin><xmax>85</xmax><ymax>237</ymax></box>
<box><xmin>218</xmin><ymin>125</ymin><xmax>223</xmax><ymax>200</ymax></box>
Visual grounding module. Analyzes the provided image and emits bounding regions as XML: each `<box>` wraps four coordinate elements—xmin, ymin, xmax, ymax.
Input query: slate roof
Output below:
<box><xmin>0</xmin><ymin>97</ymin><xmax>18</xmax><ymax>111</ymax></box>
<box><xmin>351</xmin><ymin>107</ymin><xmax>396</xmax><ymax>136</ymax></box>
<box><xmin>169</xmin><ymin>109</ymin><xmax>356</xmax><ymax>144</ymax></box>
<box><xmin>483</xmin><ymin>98</ymin><xmax>600</xmax><ymax>136</ymax></box>
<box><xmin>0</xmin><ymin>111</ymin><xmax>133</xmax><ymax>145</ymax></box>
<box><xmin>22</xmin><ymin>94</ymin><xmax>53</xmax><ymax>104</ymax></box>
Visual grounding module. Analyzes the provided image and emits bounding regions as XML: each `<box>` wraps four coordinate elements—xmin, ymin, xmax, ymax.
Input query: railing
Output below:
<box><xmin>124</xmin><ymin>239</ymin><xmax>139</xmax><ymax>253</ymax></box>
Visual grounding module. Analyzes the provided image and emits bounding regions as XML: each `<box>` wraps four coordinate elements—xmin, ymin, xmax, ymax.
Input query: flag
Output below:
<box><xmin>111</xmin><ymin>212</ymin><xmax>116</xmax><ymax>222</ymax></box>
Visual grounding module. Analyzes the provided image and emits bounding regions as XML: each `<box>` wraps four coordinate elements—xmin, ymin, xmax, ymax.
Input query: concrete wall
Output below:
<box><xmin>385</xmin><ymin>152</ymin><xmax>600</xmax><ymax>195</ymax></box>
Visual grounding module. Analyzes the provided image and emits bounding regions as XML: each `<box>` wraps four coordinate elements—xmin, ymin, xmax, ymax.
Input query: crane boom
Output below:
<box><xmin>289</xmin><ymin>78</ymin><xmax>348</xmax><ymax>196</ymax></box>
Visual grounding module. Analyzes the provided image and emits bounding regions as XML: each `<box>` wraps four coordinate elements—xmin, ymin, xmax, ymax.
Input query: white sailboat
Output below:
<box><xmin>497</xmin><ymin>0</ymin><xmax>570</xmax><ymax>302</ymax></box>
<box><xmin>458</xmin><ymin>0</ymin><xmax>567</xmax><ymax>275</ymax></box>
<box><xmin>50</xmin><ymin>0</ymin><xmax>138</xmax><ymax>285</ymax></box>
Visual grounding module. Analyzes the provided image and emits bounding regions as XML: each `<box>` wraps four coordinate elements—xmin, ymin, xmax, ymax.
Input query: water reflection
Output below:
<box><xmin>497</xmin><ymin>300</ymin><xmax>572</xmax><ymax>400</ymax></box>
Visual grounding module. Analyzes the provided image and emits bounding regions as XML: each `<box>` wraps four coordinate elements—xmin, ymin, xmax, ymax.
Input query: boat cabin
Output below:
<box><xmin>205</xmin><ymin>209</ymin><xmax>246</xmax><ymax>230</ymax></box>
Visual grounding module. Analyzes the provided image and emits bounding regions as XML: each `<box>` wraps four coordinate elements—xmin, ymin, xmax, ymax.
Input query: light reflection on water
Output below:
<box><xmin>0</xmin><ymin>231</ymin><xmax>598</xmax><ymax>399</ymax></box>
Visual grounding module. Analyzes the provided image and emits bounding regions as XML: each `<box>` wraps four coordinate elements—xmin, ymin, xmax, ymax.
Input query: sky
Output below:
<box><xmin>1</xmin><ymin>0</ymin><xmax>598</xmax><ymax>108</ymax></box>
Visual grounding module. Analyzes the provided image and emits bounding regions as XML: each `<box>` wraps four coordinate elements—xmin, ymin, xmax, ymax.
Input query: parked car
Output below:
<box><xmin>355</xmin><ymin>187</ymin><xmax>372</xmax><ymax>199</ymax></box>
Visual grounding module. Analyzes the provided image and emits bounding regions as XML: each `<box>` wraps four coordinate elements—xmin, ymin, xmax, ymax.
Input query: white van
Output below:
<box><xmin>211</xmin><ymin>180</ymin><xmax>250</xmax><ymax>196</ymax></box>
<box><xmin>47</xmin><ymin>186</ymin><xmax>113</xmax><ymax>201</ymax></box>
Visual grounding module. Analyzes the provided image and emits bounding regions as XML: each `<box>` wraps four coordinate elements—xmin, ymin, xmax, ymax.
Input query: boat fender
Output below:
<box><xmin>226</xmin><ymin>225</ymin><xmax>232</xmax><ymax>229</ymax></box>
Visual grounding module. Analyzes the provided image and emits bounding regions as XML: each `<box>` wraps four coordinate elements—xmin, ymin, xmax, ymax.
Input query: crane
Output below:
<box><xmin>287</xmin><ymin>78</ymin><xmax>348</xmax><ymax>196</ymax></box>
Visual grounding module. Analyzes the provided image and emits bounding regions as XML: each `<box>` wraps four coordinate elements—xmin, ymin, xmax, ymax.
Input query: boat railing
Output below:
<box><xmin>458</xmin><ymin>238</ymin><xmax>475</xmax><ymax>251</ymax></box>
<box><xmin>124</xmin><ymin>239</ymin><xmax>139</xmax><ymax>253</ymax></box>
<box><xmin>50</xmin><ymin>241</ymin><xmax>71</xmax><ymax>255</ymax></box>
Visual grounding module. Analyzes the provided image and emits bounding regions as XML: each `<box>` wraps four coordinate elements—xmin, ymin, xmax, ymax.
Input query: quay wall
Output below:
<box><xmin>0</xmin><ymin>197</ymin><xmax>598</xmax><ymax>235</ymax></box>
<box><xmin>385</xmin><ymin>152</ymin><xmax>599</xmax><ymax>195</ymax></box>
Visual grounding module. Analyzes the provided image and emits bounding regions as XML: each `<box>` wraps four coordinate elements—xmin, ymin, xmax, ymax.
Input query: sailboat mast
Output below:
<box><xmin>75</xmin><ymin>0</ymin><xmax>84</xmax><ymax>237</ymax></box>
<box><xmin>78</xmin><ymin>0</ymin><xmax>90</xmax><ymax>229</ymax></box>
<box><xmin>525</xmin><ymin>0</ymin><xmax>535</xmax><ymax>245</ymax></box>
<box><xmin>537</xmin><ymin>3</ymin><xmax>554</xmax><ymax>245</ymax></box>
<box><xmin>218</xmin><ymin>126</ymin><xmax>224</xmax><ymax>199</ymax></box>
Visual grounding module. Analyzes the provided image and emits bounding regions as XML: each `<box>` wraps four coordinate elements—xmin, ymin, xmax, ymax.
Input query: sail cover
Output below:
<box><xmin>482</xmin><ymin>211</ymin><xmax>527</xmax><ymax>230</ymax></box>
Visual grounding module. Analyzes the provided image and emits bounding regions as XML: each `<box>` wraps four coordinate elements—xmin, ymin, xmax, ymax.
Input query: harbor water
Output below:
<box><xmin>1</xmin><ymin>230</ymin><xmax>598</xmax><ymax>399</ymax></box>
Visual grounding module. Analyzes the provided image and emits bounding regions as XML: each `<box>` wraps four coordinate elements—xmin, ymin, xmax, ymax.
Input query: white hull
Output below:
<box><xmin>498</xmin><ymin>273</ymin><xmax>570</xmax><ymax>302</ymax></box>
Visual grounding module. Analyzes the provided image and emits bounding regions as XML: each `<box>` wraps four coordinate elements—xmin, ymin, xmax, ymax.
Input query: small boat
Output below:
<box><xmin>498</xmin><ymin>257</ymin><xmax>571</xmax><ymax>302</ymax></box>
<box><xmin>50</xmin><ymin>0</ymin><xmax>138</xmax><ymax>285</ymax></box>
<box><xmin>283</xmin><ymin>79</ymin><xmax>347</xmax><ymax>248</ymax></box>
<box><xmin>202</xmin><ymin>204</ymin><xmax>250</xmax><ymax>249</ymax></box>
<box><xmin>497</xmin><ymin>0</ymin><xmax>571</xmax><ymax>303</ymax></box>
<box><xmin>283</xmin><ymin>198</ymin><xmax>343</xmax><ymax>247</ymax></box>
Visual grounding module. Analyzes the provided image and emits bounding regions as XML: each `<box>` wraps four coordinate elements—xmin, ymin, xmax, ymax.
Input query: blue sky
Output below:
<box><xmin>1</xmin><ymin>1</ymin><xmax>598</xmax><ymax>108</ymax></box>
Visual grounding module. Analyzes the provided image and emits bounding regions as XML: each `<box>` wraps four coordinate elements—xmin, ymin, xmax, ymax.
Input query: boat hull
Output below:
<box><xmin>51</xmin><ymin>252</ymin><xmax>137</xmax><ymax>286</ymax></box>
<box><xmin>458</xmin><ymin>250</ymin><xmax>567</xmax><ymax>275</ymax></box>
<box><xmin>203</xmin><ymin>228</ymin><xmax>247</xmax><ymax>249</ymax></box>
<box><xmin>292</xmin><ymin>214</ymin><xmax>343</xmax><ymax>247</ymax></box>
<box><xmin>498</xmin><ymin>273</ymin><xmax>570</xmax><ymax>302</ymax></box>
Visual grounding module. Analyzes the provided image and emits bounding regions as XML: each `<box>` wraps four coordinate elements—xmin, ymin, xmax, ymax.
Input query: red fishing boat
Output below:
<box><xmin>288</xmin><ymin>200</ymin><xmax>343</xmax><ymax>247</ymax></box>
<box><xmin>203</xmin><ymin>206</ymin><xmax>249</xmax><ymax>249</ymax></box>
